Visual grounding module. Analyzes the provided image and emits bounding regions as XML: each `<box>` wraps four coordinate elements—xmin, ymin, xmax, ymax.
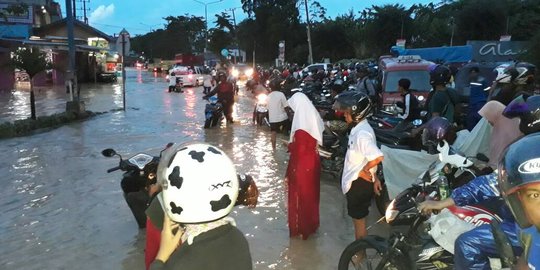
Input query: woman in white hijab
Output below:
<box><xmin>285</xmin><ymin>92</ymin><xmax>324</xmax><ymax>240</ymax></box>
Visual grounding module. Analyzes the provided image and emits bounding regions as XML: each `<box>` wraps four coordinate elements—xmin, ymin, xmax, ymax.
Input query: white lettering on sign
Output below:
<box><xmin>479</xmin><ymin>43</ymin><xmax>526</xmax><ymax>57</ymax></box>
<box><xmin>519</xmin><ymin>158</ymin><xmax>540</xmax><ymax>174</ymax></box>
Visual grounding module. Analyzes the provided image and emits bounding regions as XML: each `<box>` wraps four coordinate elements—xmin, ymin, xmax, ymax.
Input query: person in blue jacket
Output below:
<box><xmin>466</xmin><ymin>65</ymin><xmax>489</xmax><ymax>130</ymax></box>
<box><xmin>497</xmin><ymin>133</ymin><xmax>540</xmax><ymax>270</ymax></box>
<box><xmin>419</xmin><ymin>95</ymin><xmax>540</xmax><ymax>269</ymax></box>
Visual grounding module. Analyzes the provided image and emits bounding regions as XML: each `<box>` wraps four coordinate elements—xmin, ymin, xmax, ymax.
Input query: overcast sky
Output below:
<box><xmin>58</xmin><ymin>0</ymin><xmax>434</xmax><ymax>36</ymax></box>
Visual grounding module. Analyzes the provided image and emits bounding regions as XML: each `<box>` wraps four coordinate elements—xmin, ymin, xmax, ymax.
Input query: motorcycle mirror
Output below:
<box><xmin>101</xmin><ymin>148</ymin><xmax>117</xmax><ymax>157</ymax></box>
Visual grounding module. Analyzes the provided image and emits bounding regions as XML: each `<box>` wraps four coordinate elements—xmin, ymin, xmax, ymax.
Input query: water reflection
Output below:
<box><xmin>0</xmin><ymin>69</ymin><xmax>367</xmax><ymax>270</ymax></box>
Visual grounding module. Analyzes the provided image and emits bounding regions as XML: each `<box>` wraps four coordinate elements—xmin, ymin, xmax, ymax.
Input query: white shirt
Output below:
<box><xmin>267</xmin><ymin>91</ymin><xmax>289</xmax><ymax>123</ymax></box>
<box><xmin>341</xmin><ymin>120</ymin><xmax>384</xmax><ymax>194</ymax></box>
<box><xmin>169</xmin><ymin>75</ymin><xmax>176</xmax><ymax>86</ymax></box>
<box><xmin>203</xmin><ymin>76</ymin><xmax>213</xmax><ymax>87</ymax></box>
<box><xmin>398</xmin><ymin>93</ymin><xmax>411</xmax><ymax>119</ymax></box>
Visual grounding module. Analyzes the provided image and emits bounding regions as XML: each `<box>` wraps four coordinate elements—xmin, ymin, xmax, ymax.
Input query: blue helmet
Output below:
<box><xmin>503</xmin><ymin>95</ymin><xmax>540</xmax><ymax>135</ymax></box>
<box><xmin>498</xmin><ymin>133</ymin><xmax>540</xmax><ymax>228</ymax></box>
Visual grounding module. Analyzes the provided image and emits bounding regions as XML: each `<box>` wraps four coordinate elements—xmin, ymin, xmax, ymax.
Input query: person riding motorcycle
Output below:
<box><xmin>419</xmin><ymin>95</ymin><xmax>540</xmax><ymax>270</ymax></box>
<box><xmin>497</xmin><ymin>132</ymin><xmax>540</xmax><ymax>269</ymax></box>
<box><xmin>204</xmin><ymin>72</ymin><xmax>235</xmax><ymax>123</ymax></box>
<box><xmin>426</xmin><ymin>64</ymin><xmax>459</xmax><ymax>124</ymax></box>
<box><xmin>489</xmin><ymin>63</ymin><xmax>536</xmax><ymax>106</ymax></box>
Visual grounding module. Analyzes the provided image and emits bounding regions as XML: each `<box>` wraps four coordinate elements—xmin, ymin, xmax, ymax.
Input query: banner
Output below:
<box><xmin>0</xmin><ymin>3</ymin><xmax>33</xmax><ymax>24</ymax></box>
<box><xmin>278</xmin><ymin>40</ymin><xmax>285</xmax><ymax>62</ymax></box>
<box><xmin>467</xmin><ymin>40</ymin><xmax>528</xmax><ymax>62</ymax></box>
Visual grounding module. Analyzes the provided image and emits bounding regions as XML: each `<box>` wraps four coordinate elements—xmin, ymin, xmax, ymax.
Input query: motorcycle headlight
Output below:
<box><xmin>245</xmin><ymin>68</ymin><xmax>254</xmax><ymax>77</ymax></box>
<box><xmin>257</xmin><ymin>94</ymin><xmax>268</xmax><ymax>103</ymax></box>
<box><xmin>385</xmin><ymin>199</ymin><xmax>399</xmax><ymax>223</ymax></box>
<box><xmin>232</xmin><ymin>69</ymin><xmax>239</xmax><ymax>77</ymax></box>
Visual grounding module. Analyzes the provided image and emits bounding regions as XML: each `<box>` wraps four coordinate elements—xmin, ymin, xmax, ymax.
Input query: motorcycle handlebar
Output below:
<box><xmin>107</xmin><ymin>166</ymin><xmax>121</xmax><ymax>173</ymax></box>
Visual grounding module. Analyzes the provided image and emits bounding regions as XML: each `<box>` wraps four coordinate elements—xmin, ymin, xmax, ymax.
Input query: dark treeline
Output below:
<box><xmin>131</xmin><ymin>0</ymin><xmax>540</xmax><ymax>66</ymax></box>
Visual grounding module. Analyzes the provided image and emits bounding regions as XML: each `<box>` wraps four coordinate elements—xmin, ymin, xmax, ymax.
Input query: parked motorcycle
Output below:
<box><xmin>101</xmin><ymin>143</ymin><xmax>173</xmax><ymax>228</ymax></box>
<box><xmin>204</xmin><ymin>96</ymin><xmax>224</xmax><ymax>129</ymax></box>
<box><xmin>253</xmin><ymin>93</ymin><xmax>270</xmax><ymax>127</ymax></box>
<box><xmin>319</xmin><ymin>120</ymin><xmax>350</xmax><ymax>180</ymax></box>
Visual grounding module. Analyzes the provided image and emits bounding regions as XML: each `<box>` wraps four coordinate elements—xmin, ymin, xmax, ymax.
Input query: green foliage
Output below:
<box><xmin>131</xmin><ymin>15</ymin><xmax>205</xmax><ymax>59</ymax></box>
<box><xmin>130</xmin><ymin>0</ymin><xmax>540</xmax><ymax>65</ymax></box>
<box><xmin>10</xmin><ymin>47</ymin><xmax>51</xmax><ymax>78</ymax></box>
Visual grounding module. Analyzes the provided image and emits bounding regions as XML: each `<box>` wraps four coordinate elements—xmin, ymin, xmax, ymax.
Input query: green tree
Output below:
<box><xmin>11</xmin><ymin>47</ymin><xmax>51</xmax><ymax>120</ymax></box>
<box><xmin>131</xmin><ymin>15</ymin><xmax>206</xmax><ymax>59</ymax></box>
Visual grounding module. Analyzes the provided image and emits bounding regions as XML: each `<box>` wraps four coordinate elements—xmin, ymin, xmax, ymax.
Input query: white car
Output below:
<box><xmin>169</xmin><ymin>65</ymin><xmax>206</xmax><ymax>87</ymax></box>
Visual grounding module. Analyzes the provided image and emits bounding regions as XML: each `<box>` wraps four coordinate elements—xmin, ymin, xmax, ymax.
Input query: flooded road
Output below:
<box><xmin>0</xmin><ymin>69</ymin><xmax>388</xmax><ymax>270</ymax></box>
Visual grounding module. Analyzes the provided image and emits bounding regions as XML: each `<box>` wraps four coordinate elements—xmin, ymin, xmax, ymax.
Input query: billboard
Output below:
<box><xmin>0</xmin><ymin>3</ymin><xmax>33</xmax><ymax>24</ymax></box>
<box><xmin>467</xmin><ymin>40</ymin><xmax>528</xmax><ymax>62</ymax></box>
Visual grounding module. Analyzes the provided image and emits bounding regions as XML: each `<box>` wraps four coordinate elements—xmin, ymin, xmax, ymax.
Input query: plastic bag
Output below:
<box><xmin>428</xmin><ymin>208</ymin><xmax>475</xmax><ymax>254</ymax></box>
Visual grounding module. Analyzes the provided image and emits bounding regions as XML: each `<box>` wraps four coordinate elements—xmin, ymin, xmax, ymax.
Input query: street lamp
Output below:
<box><xmin>193</xmin><ymin>0</ymin><xmax>223</xmax><ymax>52</ymax></box>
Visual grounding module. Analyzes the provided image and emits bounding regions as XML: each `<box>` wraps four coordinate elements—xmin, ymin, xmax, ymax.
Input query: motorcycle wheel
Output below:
<box><xmin>338</xmin><ymin>238</ymin><xmax>403</xmax><ymax>270</ymax></box>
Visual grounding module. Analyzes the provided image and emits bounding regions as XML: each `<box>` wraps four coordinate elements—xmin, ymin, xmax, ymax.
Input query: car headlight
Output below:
<box><xmin>385</xmin><ymin>199</ymin><xmax>399</xmax><ymax>223</ymax></box>
<box><xmin>245</xmin><ymin>68</ymin><xmax>254</xmax><ymax>77</ymax></box>
<box><xmin>232</xmin><ymin>69</ymin><xmax>239</xmax><ymax>77</ymax></box>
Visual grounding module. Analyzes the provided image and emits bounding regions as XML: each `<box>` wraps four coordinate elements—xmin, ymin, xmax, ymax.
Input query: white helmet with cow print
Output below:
<box><xmin>157</xmin><ymin>142</ymin><xmax>239</xmax><ymax>224</ymax></box>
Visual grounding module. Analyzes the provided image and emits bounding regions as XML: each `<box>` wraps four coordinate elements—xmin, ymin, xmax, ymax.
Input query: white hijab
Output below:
<box><xmin>287</xmin><ymin>92</ymin><xmax>325</xmax><ymax>145</ymax></box>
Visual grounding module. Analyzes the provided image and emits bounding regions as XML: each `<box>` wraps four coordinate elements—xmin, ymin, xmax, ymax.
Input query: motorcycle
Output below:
<box><xmin>375</xmin><ymin>139</ymin><xmax>493</xmax><ymax>217</ymax></box>
<box><xmin>204</xmin><ymin>96</ymin><xmax>224</xmax><ymax>129</ymax></box>
<box><xmin>319</xmin><ymin>120</ymin><xmax>350</xmax><ymax>180</ymax></box>
<box><xmin>253</xmin><ymin>93</ymin><xmax>270</xmax><ymax>127</ymax></box>
<box><xmin>338</xmin><ymin>159</ymin><xmax>503</xmax><ymax>270</ymax></box>
<box><xmin>101</xmin><ymin>143</ymin><xmax>173</xmax><ymax>228</ymax></box>
<box><xmin>338</xmin><ymin>150</ymin><xmax>507</xmax><ymax>270</ymax></box>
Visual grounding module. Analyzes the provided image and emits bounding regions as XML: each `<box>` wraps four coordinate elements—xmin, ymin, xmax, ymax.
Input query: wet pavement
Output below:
<box><xmin>0</xmin><ymin>69</ymin><xmax>389</xmax><ymax>270</ymax></box>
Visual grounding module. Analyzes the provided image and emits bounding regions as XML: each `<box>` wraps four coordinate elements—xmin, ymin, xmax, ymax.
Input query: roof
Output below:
<box><xmin>34</xmin><ymin>19</ymin><xmax>112</xmax><ymax>42</ymax></box>
<box><xmin>0</xmin><ymin>37</ymin><xmax>104</xmax><ymax>52</ymax></box>
<box><xmin>379</xmin><ymin>56</ymin><xmax>434</xmax><ymax>71</ymax></box>
<box><xmin>397</xmin><ymin>46</ymin><xmax>472</xmax><ymax>64</ymax></box>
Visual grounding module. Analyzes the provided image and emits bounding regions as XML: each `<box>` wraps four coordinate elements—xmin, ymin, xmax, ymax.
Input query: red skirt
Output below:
<box><xmin>286</xmin><ymin>129</ymin><xmax>321</xmax><ymax>240</ymax></box>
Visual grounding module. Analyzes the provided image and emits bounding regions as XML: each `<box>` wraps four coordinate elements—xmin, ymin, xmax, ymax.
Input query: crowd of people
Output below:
<box><xmin>138</xmin><ymin>58</ymin><xmax>540</xmax><ymax>269</ymax></box>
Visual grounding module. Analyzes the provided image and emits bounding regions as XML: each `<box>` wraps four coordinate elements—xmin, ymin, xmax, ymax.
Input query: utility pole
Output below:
<box><xmin>66</xmin><ymin>0</ymin><xmax>76</xmax><ymax>101</ymax></box>
<box><xmin>226</xmin><ymin>7</ymin><xmax>239</xmax><ymax>63</ymax></box>
<box><xmin>65</xmin><ymin>0</ymin><xmax>85</xmax><ymax>114</ymax></box>
<box><xmin>72</xmin><ymin>0</ymin><xmax>76</xmax><ymax>20</ymax></box>
<box><xmin>303</xmin><ymin>0</ymin><xmax>313</xmax><ymax>64</ymax></box>
<box><xmin>193</xmin><ymin>0</ymin><xmax>223</xmax><ymax>53</ymax></box>
<box><xmin>78</xmin><ymin>0</ymin><xmax>90</xmax><ymax>24</ymax></box>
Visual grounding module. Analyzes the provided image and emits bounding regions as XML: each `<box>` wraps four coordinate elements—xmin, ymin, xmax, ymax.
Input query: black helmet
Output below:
<box><xmin>269</xmin><ymin>79</ymin><xmax>281</xmax><ymax>91</ymax></box>
<box><xmin>356</xmin><ymin>63</ymin><xmax>368</xmax><ymax>74</ymax></box>
<box><xmin>497</xmin><ymin>133</ymin><xmax>540</xmax><ymax>228</ymax></box>
<box><xmin>503</xmin><ymin>95</ymin><xmax>540</xmax><ymax>135</ymax></box>
<box><xmin>429</xmin><ymin>64</ymin><xmax>451</xmax><ymax>86</ymax></box>
<box><xmin>332</xmin><ymin>91</ymin><xmax>372</xmax><ymax>123</ymax></box>
<box><xmin>421</xmin><ymin>117</ymin><xmax>457</xmax><ymax>154</ymax></box>
<box><xmin>330</xmin><ymin>79</ymin><xmax>345</xmax><ymax>93</ymax></box>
